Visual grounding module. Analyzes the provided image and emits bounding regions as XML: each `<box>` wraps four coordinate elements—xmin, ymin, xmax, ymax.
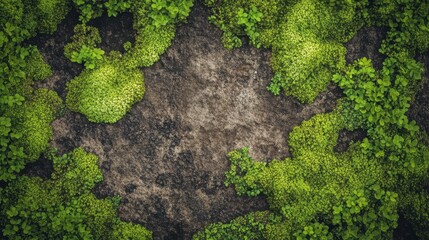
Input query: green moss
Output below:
<box><xmin>0</xmin><ymin>0</ymin><xmax>63</xmax><ymax>181</ymax></box>
<box><xmin>123</xmin><ymin>24</ymin><xmax>176</xmax><ymax>68</ymax></box>
<box><xmin>119</xmin><ymin>0</ymin><xmax>194</xmax><ymax>68</ymax></box>
<box><xmin>113</xmin><ymin>221</ymin><xmax>153</xmax><ymax>240</ymax></box>
<box><xmin>0</xmin><ymin>0</ymin><xmax>24</xmax><ymax>26</ymax></box>
<box><xmin>268</xmin><ymin>0</ymin><xmax>351</xmax><ymax>103</ymax></box>
<box><xmin>36</xmin><ymin>0</ymin><xmax>70</xmax><ymax>34</ymax></box>
<box><xmin>373</xmin><ymin>0</ymin><xmax>429</xmax><ymax>57</ymax></box>
<box><xmin>401</xmin><ymin>190</ymin><xmax>429</xmax><ymax>239</ymax></box>
<box><xmin>289</xmin><ymin>112</ymin><xmax>342</xmax><ymax>155</ymax></box>
<box><xmin>193</xmin><ymin>211</ymin><xmax>269</xmax><ymax>240</ymax></box>
<box><xmin>26</xmin><ymin>46</ymin><xmax>53</xmax><ymax>81</ymax></box>
<box><xmin>215</xmin><ymin>112</ymin><xmax>387</xmax><ymax>238</ymax></box>
<box><xmin>9</xmin><ymin>88</ymin><xmax>62</xmax><ymax>161</ymax></box>
<box><xmin>64</xmin><ymin>24</ymin><xmax>102</xmax><ymax>60</ymax></box>
<box><xmin>270</xmin><ymin>39</ymin><xmax>346</xmax><ymax>103</ymax></box>
<box><xmin>52</xmin><ymin>148</ymin><xmax>103</xmax><ymax>197</ymax></box>
<box><xmin>334</xmin><ymin>57</ymin><xmax>429</xmax><ymax>181</ymax></box>
<box><xmin>0</xmin><ymin>148</ymin><xmax>152</xmax><ymax>239</ymax></box>
<box><xmin>331</xmin><ymin>185</ymin><xmax>398</xmax><ymax>239</ymax></box>
<box><xmin>66</xmin><ymin>56</ymin><xmax>145</xmax><ymax>123</ymax></box>
<box><xmin>207</xmin><ymin>0</ymin><xmax>370</xmax><ymax>102</ymax></box>
<box><xmin>76</xmin><ymin>193</ymin><xmax>118</xmax><ymax>238</ymax></box>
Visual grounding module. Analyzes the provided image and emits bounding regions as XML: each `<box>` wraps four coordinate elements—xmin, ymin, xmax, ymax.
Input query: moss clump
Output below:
<box><xmin>64</xmin><ymin>24</ymin><xmax>102</xmax><ymax>61</ymax></box>
<box><xmin>36</xmin><ymin>0</ymin><xmax>70</xmax><ymax>34</ymax></box>
<box><xmin>0</xmin><ymin>148</ymin><xmax>152</xmax><ymax>239</ymax></box>
<box><xmin>123</xmin><ymin>24</ymin><xmax>176</xmax><ymax>68</ymax></box>
<box><xmin>26</xmin><ymin>47</ymin><xmax>53</xmax><ymax>81</ymax></box>
<box><xmin>269</xmin><ymin>38</ymin><xmax>346</xmax><ymax>103</ymax></box>
<box><xmin>9</xmin><ymin>88</ymin><xmax>63</xmax><ymax>161</ymax></box>
<box><xmin>66</xmin><ymin>55</ymin><xmax>145</xmax><ymax>123</ymax></box>
<box><xmin>113</xmin><ymin>221</ymin><xmax>153</xmax><ymax>240</ymax></box>
<box><xmin>265</xmin><ymin>0</ymin><xmax>358</xmax><ymax>103</ymax></box>
<box><xmin>206</xmin><ymin>0</ymin><xmax>368</xmax><ymax>103</ymax></box>
<box><xmin>197</xmin><ymin>112</ymin><xmax>396</xmax><ymax>239</ymax></box>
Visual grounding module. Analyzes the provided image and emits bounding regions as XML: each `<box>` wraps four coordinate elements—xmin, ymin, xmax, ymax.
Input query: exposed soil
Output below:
<box><xmin>28</xmin><ymin>2</ymin><xmax>428</xmax><ymax>240</ymax></box>
<box><xmin>29</xmin><ymin>10</ymin><xmax>81</xmax><ymax>100</ymax></box>
<box><xmin>334</xmin><ymin>129</ymin><xmax>367</xmax><ymax>153</ymax></box>
<box><xmin>344</xmin><ymin>26</ymin><xmax>387</xmax><ymax>69</ymax></box>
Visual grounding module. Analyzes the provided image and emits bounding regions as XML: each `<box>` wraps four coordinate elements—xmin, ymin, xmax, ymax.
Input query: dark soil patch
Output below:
<box><xmin>21</xmin><ymin>156</ymin><xmax>54</xmax><ymax>180</ymax></box>
<box><xmin>394</xmin><ymin>215</ymin><xmax>419</xmax><ymax>240</ymax></box>
<box><xmin>31</xmin><ymin>2</ymin><xmax>342</xmax><ymax>239</ymax></box>
<box><xmin>29</xmin><ymin>10</ymin><xmax>82</xmax><ymax>100</ymax></box>
<box><xmin>89</xmin><ymin>12</ymin><xmax>136</xmax><ymax>54</ymax></box>
<box><xmin>409</xmin><ymin>53</ymin><xmax>429</xmax><ymax>136</ymax></box>
<box><xmin>344</xmin><ymin>26</ymin><xmax>387</xmax><ymax>69</ymax></box>
<box><xmin>334</xmin><ymin>129</ymin><xmax>367</xmax><ymax>153</ymax></box>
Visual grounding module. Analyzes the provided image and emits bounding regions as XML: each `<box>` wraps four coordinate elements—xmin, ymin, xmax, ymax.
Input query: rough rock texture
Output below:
<box><xmin>33</xmin><ymin>3</ymin><xmax>341</xmax><ymax>239</ymax></box>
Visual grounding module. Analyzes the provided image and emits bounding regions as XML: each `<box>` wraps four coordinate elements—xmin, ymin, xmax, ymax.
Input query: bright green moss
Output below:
<box><xmin>120</xmin><ymin>0</ymin><xmax>193</xmax><ymax>68</ymax></box>
<box><xmin>113</xmin><ymin>221</ymin><xmax>153</xmax><ymax>240</ymax></box>
<box><xmin>0</xmin><ymin>148</ymin><xmax>152</xmax><ymax>239</ymax></box>
<box><xmin>26</xmin><ymin>46</ymin><xmax>53</xmax><ymax>81</ymax></box>
<box><xmin>293</xmin><ymin>222</ymin><xmax>333</xmax><ymax>239</ymax></box>
<box><xmin>207</xmin><ymin>0</ymin><xmax>367</xmax><ymax>103</ymax></box>
<box><xmin>76</xmin><ymin>193</ymin><xmax>118</xmax><ymax>238</ymax></box>
<box><xmin>9</xmin><ymin>88</ymin><xmax>62</xmax><ymax>161</ymax></box>
<box><xmin>215</xmin><ymin>112</ymin><xmax>387</xmax><ymax>239</ymax></box>
<box><xmin>278</xmin><ymin>0</ymin><xmax>335</xmax><ymax>41</ymax></box>
<box><xmin>123</xmin><ymin>24</ymin><xmax>176</xmax><ymax>68</ymax></box>
<box><xmin>52</xmin><ymin>148</ymin><xmax>103</xmax><ymax>197</ymax></box>
<box><xmin>289</xmin><ymin>112</ymin><xmax>342</xmax><ymax>155</ymax></box>
<box><xmin>193</xmin><ymin>211</ymin><xmax>269</xmax><ymax>240</ymax></box>
<box><xmin>266</xmin><ymin>0</ymin><xmax>352</xmax><ymax>103</ymax></box>
<box><xmin>270</xmin><ymin>39</ymin><xmax>346</xmax><ymax>103</ymax></box>
<box><xmin>66</xmin><ymin>56</ymin><xmax>145</xmax><ymax>123</ymax></box>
